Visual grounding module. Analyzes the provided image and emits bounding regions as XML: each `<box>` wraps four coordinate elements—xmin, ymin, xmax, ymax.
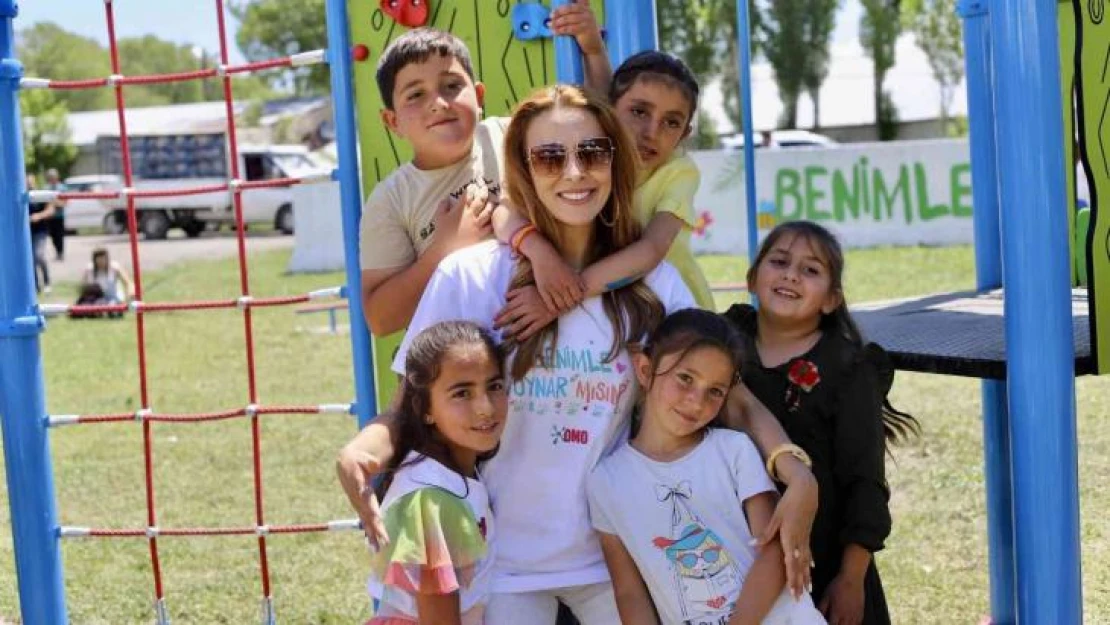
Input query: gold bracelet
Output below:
<box><xmin>765</xmin><ymin>444</ymin><xmax>812</xmax><ymax>483</ymax></box>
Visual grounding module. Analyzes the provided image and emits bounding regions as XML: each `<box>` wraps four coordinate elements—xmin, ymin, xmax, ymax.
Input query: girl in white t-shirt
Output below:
<box><xmin>588</xmin><ymin>309</ymin><xmax>825</xmax><ymax>625</ymax></box>
<box><xmin>368</xmin><ymin>320</ymin><xmax>508</xmax><ymax>625</ymax></box>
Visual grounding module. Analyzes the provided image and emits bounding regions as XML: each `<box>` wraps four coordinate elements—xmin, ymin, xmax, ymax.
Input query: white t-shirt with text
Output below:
<box><xmin>392</xmin><ymin>240</ymin><xmax>695</xmax><ymax>593</ymax></box>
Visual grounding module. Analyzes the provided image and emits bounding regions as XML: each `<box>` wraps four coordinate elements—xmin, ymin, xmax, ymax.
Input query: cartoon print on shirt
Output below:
<box><xmin>652</xmin><ymin>481</ymin><xmax>743</xmax><ymax>625</ymax></box>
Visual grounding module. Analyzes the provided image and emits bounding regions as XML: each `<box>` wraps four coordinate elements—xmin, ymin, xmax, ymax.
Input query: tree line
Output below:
<box><xmin>19</xmin><ymin>0</ymin><xmax>966</xmax><ymax>176</ymax></box>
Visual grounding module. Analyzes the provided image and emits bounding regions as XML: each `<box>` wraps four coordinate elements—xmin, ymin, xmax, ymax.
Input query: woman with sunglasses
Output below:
<box><xmin>339</xmin><ymin>85</ymin><xmax>695</xmax><ymax>624</ymax></box>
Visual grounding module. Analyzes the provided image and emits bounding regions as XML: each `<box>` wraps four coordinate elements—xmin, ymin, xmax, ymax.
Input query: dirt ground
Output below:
<box><xmin>38</xmin><ymin>230</ymin><xmax>295</xmax><ymax>287</ymax></box>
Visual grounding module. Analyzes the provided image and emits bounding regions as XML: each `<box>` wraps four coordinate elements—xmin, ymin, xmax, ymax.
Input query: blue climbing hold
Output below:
<box><xmin>512</xmin><ymin>3</ymin><xmax>553</xmax><ymax>41</ymax></box>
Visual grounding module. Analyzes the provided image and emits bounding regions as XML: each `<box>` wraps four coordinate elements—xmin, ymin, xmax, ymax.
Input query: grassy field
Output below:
<box><xmin>0</xmin><ymin>245</ymin><xmax>1107</xmax><ymax>623</ymax></box>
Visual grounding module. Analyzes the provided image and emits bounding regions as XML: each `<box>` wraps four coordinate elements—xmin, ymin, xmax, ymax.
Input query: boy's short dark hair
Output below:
<box><xmin>376</xmin><ymin>28</ymin><xmax>475</xmax><ymax>110</ymax></box>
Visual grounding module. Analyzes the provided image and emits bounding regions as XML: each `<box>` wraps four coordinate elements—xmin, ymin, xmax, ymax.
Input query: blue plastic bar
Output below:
<box><xmin>990</xmin><ymin>0</ymin><xmax>1082</xmax><ymax>622</ymax></box>
<box><xmin>603</xmin><ymin>0</ymin><xmax>657</xmax><ymax>66</ymax></box>
<box><xmin>735</xmin><ymin>0</ymin><xmax>758</xmax><ymax>262</ymax></box>
<box><xmin>324</xmin><ymin>0</ymin><xmax>376</xmax><ymax>426</ymax></box>
<box><xmin>957</xmin><ymin>1</ymin><xmax>1016</xmax><ymax>621</ymax></box>
<box><xmin>552</xmin><ymin>0</ymin><xmax>584</xmax><ymax>84</ymax></box>
<box><xmin>0</xmin><ymin>1</ymin><xmax>69</xmax><ymax>623</ymax></box>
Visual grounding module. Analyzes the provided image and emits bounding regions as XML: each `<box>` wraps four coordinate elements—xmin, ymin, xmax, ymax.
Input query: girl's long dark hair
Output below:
<box><xmin>377</xmin><ymin>320</ymin><xmax>505</xmax><ymax>498</ymax></box>
<box><xmin>748</xmin><ymin>220</ymin><xmax>920</xmax><ymax>444</ymax></box>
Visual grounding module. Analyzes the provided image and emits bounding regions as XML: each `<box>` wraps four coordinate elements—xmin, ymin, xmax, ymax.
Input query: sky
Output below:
<box><xmin>16</xmin><ymin>1</ymin><xmax>949</xmax><ymax>131</ymax></box>
<box><xmin>16</xmin><ymin>0</ymin><xmax>864</xmax><ymax>67</ymax></box>
<box><xmin>15</xmin><ymin>0</ymin><xmax>248</xmax><ymax>63</ymax></box>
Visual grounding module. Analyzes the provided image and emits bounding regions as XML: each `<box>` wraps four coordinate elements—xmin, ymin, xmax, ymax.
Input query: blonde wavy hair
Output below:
<box><xmin>502</xmin><ymin>84</ymin><xmax>664</xmax><ymax>380</ymax></box>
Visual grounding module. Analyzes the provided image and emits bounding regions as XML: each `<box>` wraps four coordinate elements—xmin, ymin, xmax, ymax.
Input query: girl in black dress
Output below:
<box><xmin>723</xmin><ymin>221</ymin><xmax>918</xmax><ymax>625</ymax></box>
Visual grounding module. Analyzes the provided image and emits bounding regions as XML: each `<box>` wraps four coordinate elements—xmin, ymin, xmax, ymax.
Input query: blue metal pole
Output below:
<box><xmin>603</xmin><ymin>0</ymin><xmax>657</xmax><ymax>67</ymax></box>
<box><xmin>0</xmin><ymin>1</ymin><xmax>68</xmax><ymax>623</ymax></box>
<box><xmin>324</xmin><ymin>0</ymin><xmax>376</xmax><ymax>427</ymax></box>
<box><xmin>990</xmin><ymin>0</ymin><xmax>1082</xmax><ymax>622</ymax></box>
<box><xmin>552</xmin><ymin>0</ymin><xmax>585</xmax><ymax>84</ymax></box>
<box><xmin>957</xmin><ymin>1</ymin><xmax>1015</xmax><ymax>621</ymax></box>
<box><xmin>735</xmin><ymin>0</ymin><xmax>758</xmax><ymax>262</ymax></box>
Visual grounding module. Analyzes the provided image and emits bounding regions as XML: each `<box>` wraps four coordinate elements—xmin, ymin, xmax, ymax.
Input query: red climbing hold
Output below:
<box><xmin>379</xmin><ymin>0</ymin><xmax>429</xmax><ymax>28</ymax></box>
<box><xmin>352</xmin><ymin>44</ymin><xmax>370</xmax><ymax>62</ymax></box>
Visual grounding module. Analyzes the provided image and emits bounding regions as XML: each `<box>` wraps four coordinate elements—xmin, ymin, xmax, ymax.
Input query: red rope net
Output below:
<box><xmin>35</xmin><ymin>2</ymin><xmax>358</xmax><ymax>620</ymax></box>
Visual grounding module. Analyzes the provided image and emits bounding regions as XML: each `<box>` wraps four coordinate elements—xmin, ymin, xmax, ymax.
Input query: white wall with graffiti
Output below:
<box><xmin>689</xmin><ymin>138</ymin><xmax>983</xmax><ymax>255</ymax></box>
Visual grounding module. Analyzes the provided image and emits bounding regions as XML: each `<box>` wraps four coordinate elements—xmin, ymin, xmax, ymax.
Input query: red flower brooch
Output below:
<box><xmin>785</xmin><ymin>359</ymin><xmax>821</xmax><ymax>412</ymax></box>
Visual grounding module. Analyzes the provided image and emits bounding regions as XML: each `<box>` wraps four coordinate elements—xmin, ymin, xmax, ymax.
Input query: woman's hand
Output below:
<box><xmin>336</xmin><ymin>445</ymin><xmax>390</xmax><ymax>551</ymax></box>
<box><xmin>755</xmin><ymin>469</ymin><xmax>817</xmax><ymax>599</ymax></box>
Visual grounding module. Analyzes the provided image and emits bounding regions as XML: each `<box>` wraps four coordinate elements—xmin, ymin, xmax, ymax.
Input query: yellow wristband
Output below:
<box><xmin>765</xmin><ymin>443</ymin><xmax>812</xmax><ymax>483</ymax></box>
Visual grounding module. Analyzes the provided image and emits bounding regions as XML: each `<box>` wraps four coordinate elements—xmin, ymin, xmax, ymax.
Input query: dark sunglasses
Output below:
<box><xmin>526</xmin><ymin>137</ymin><xmax>615</xmax><ymax>178</ymax></box>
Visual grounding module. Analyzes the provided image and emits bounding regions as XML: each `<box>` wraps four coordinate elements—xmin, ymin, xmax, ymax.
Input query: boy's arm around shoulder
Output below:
<box><xmin>580</xmin><ymin>212</ymin><xmax>684</xmax><ymax>296</ymax></box>
<box><xmin>580</xmin><ymin>157</ymin><xmax>700</xmax><ymax>296</ymax></box>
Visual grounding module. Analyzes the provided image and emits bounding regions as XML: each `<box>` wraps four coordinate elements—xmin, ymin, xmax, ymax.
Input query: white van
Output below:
<box><xmin>95</xmin><ymin>135</ymin><xmax>329</xmax><ymax>239</ymax></box>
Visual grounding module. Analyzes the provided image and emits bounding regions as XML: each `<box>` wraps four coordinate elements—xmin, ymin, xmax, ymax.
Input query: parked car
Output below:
<box><xmin>721</xmin><ymin>129</ymin><xmax>838</xmax><ymax>150</ymax></box>
<box><xmin>62</xmin><ymin>174</ymin><xmax>122</xmax><ymax>234</ymax></box>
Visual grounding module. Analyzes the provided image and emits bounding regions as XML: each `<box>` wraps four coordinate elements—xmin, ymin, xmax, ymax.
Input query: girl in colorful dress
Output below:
<box><xmin>588</xmin><ymin>308</ymin><xmax>826</xmax><ymax>625</ymax></box>
<box><xmin>723</xmin><ymin>221</ymin><xmax>919</xmax><ymax>625</ymax></box>
<box><xmin>368</xmin><ymin>320</ymin><xmax>508</xmax><ymax>625</ymax></box>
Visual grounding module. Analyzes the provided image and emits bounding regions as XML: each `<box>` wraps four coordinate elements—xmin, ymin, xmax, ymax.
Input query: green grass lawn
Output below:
<box><xmin>1</xmin><ymin>245</ymin><xmax>1107</xmax><ymax>623</ymax></box>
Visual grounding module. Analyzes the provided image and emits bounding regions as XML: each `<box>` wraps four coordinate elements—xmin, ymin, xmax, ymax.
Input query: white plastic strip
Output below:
<box><xmin>327</xmin><ymin>519</ymin><xmax>362</xmax><ymax>532</ymax></box>
<box><xmin>28</xmin><ymin>190</ymin><xmax>59</xmax><ymax>203</ymax></box>
<box><xmin>307</xmin><ymin>286</ymin><xmax>343</xmax><ymax>301</ymax></box>
<box><xmin>39</xmin><ymin>303</ymin><xmax>70</xmax><ymax>317</ymax></box>
<box><xmin>58</xmin><ymin>526</ymin><xmax>92</xmax><ymax>538</ymax></box>
<box><xmin>154</xmin><ymin>598</ymin><xmax>171</xmax><ymax>625</ymax></box>
<box><xmin>19</xmin><ymin>78</ymin><xmax>51</xmax><ymax>90</ymax></box>
<box><xmin>298</xmin><ymin>170</ymin><xmax>335</xmax><ymax>185</ymax></box>
<box><xmin>261</xmin><ymin>597</ymin><xmax>277</xmax><ymax>625</ymax></box>
<box><xmin>318</xmin><ymin>403</ymin><xmax>354</xmax><ymax>414</ymax></box>
<box><xmin>47</xmin><ymin>414</ymin><xmax>81</xmax><ymax>427</ymax></box>
<box><xmin>290</xmin><ymin>49</ymin><xmax>327</xmax><ymax>67</ymax></box>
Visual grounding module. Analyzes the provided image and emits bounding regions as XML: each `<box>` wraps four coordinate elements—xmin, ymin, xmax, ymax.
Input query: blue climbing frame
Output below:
<box><xmin>957</xmin><ymin>0</ymin><xmax>1083</xmax><ymax>622</ymax></box>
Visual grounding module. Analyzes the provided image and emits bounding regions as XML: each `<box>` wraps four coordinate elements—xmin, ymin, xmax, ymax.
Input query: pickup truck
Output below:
<box><xmin>94</xmin><ymin>134</ymin><xmax>329</xmax><ymax>239</ymax></box>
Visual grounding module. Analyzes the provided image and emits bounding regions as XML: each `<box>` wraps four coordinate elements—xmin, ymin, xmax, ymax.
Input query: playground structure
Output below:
<box><xmin>0</xmin><ymin>1</ymin><xmax>1097</xmax><ymax>624</ymax></box>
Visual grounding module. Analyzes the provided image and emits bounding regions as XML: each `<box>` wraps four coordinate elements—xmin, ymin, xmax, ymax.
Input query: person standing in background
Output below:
<box><xmin>45</xmin><ymin>168</ymin><xmax>66</xmax><ymax>261</ymax></box>
<box><xmin>27</xmin><ymin>173</ymin><xmax>56</xmax><ymax>294</ymax></box>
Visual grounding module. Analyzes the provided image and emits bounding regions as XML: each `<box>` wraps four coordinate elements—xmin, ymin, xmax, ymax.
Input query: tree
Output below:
<box><xmin>17</xmin><ymin>22</ymin><xmax>114</xmax><ymax>112</ymax></box>
<box><xmin>21</xmin><ymin>89</ymin><xmax>78</xmax><ymax>178</ymax></box>
<box><xmin>17</xmin><ymin>22</ymin><xmax>276</xmax><ymax>111</ymax></box>
<box><xmin>230</xmin><ymin>0</ymin><xmax>328</xmax><ymax>94</ymax></box>
<box><xmin>904</xmin><ymin>0</ymin><xmax>964</xmax><ymax>135</ymax></box>
<box><xmin>757</xmin><ymin>0</ymin><xmax>808</xmax><ymax>128</ymax></box>
<box><xmin>800</xmin><ymin>0</ymin><xmax>840</xmax><ymax>129</ymax></box>
<box><xmin>658</xmin><ymin>0</ymin><xmax>750</xmax><ymax>132</ymax></box>
<box><xmin>860</xmin><ymin>0</ymin><xmax>903</xmax><ymax>139</ymax></box>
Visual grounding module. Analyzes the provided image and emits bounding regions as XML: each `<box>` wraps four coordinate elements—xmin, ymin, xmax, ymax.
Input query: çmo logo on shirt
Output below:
<box><xmin>550</xmin><ymin>425</ymin><xmax>590</xmax><ymax>446</ymax></box>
